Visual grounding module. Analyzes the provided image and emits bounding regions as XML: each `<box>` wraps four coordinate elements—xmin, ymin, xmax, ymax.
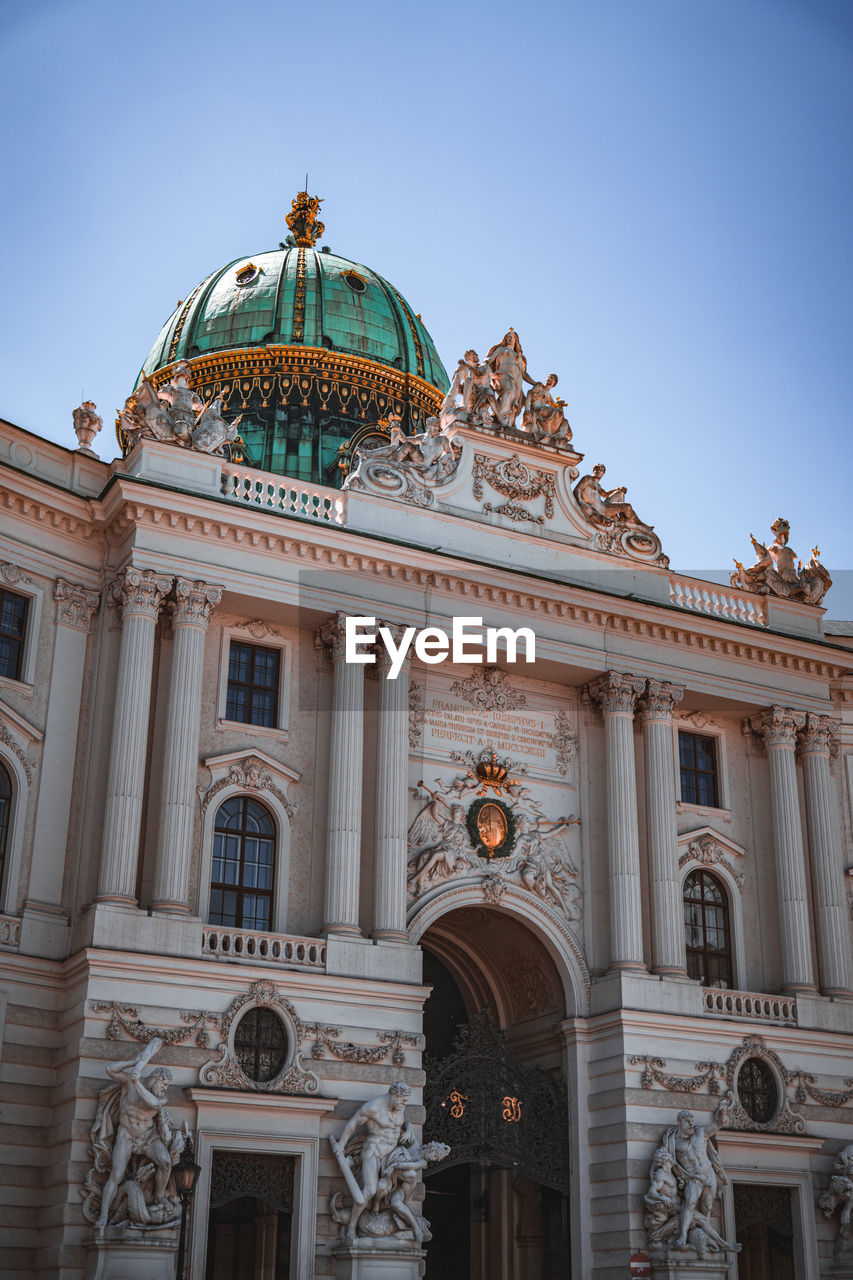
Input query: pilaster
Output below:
<box><xmin>372</xmin><ymin>626</ymin><xmax>411</xmax><ymax>941</ymax></box>
<box><xmin>799</xmin><ymin>712</ymin><xmax>851</xmax><ymax>996</ymax></box>
<box><xmin>638</xmin><ymin>679</ymin><xmax>686</xmax><ymax>977</ymax></box>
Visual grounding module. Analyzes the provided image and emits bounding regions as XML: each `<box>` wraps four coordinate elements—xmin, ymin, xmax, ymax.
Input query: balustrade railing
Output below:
<box><xmin>201</xmin><ymin>926</ymin><xmax>326</xmax><ymax>969</ymax></box>
<box><xmin>703</xmin><ymin>987</ymin><xmax>797</xmax><ymax>1024</ymax></box>
<box><xmin>668</xmin><ymin>575</ymin><xmax>767</xmax><ymax>626</ymax></box>
<box><xmin>221</xmin><ymin>463</ymin><xmax>346</xmax><ymax>525</ymax></box>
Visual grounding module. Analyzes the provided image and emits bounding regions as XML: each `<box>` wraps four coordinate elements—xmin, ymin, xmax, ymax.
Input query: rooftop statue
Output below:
<box><xmin>118</xmin><ymin>361</ymin><xmax>242</xmax><ymax>457</ymax></box>
<box><xmin>731</xmin><ymin>517</ymin><xmax>831</xmax><ymax>606</ymax></box>
<box><xmin>344</xmin><ymin>414</ymin><xmax>461</xmax><ymax>507</ymax></box>
<box><xmin>440</xmin><ymin>349</ymin><xmax>497</xmax><ymax>430</ymax></box>
<box><xmin>82</xmin><ymin>1038</ymin><xmax>187</xmax><ymax>1233</ymax></box>
<box><xmin>485</xmin><ymin>329</ymin><xmax>534</xmax><ymax>427</ymax></box>
<box><xmin>644</xmin><ymin>1098</ymin><xmax>741</xmax><ymax>1262</ymax></box>
<box><xmin>521</xmin><ymin>374</ymin><xmax>571</xmax><ymax>442</ymax></box>
<box><xmin>329</xmin><ymin>1081</ymin><xmax>449</xmax><ymax>1246</ymax></box>
<box><xmin>573</xmin><ymin>462</ymin><xmax>647</xmax><ymax>529</ymax></box>
<box><xmin>72</xmin><ymin>400</ymin><xmax>102</xmax><ymax>454</ymax></box>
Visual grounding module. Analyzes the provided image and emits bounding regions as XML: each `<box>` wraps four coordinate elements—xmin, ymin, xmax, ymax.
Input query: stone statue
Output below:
<box><xmin>440</xmin><ymin>349</ymin><xmax>497</xmax><ymax>429</ymax></box>
<box><xmin>731</xmin><ymin>518</ymin><xmax>831</xmax><ymax>606</ymax></box>
<box><xmin>72</xmin><ymin>400</ymin><xmax>102</xmax><ymax>454</ymax></box>
<box><xmin>344</xmin><ymin>415</ymin><xmax>460</xmax><ymax>507</ymax></box>
<box><xmin>573</xmin><ymin>463</ymin><xmax>647</xmax><ymax>529</ymax></box>
<box><xmin>82</xmin><ymin>1038</ymin><xmax>186</xmax><ymax>1233</ymax></box>
<box><xmin>819</xmin><ymin>1142</ymin><xmax>853</xmax><ymax>1258</ymax></box>
<box><xmin>407</xmin><ymin>791</ymin><xmax>477</xmax><ymax>897</ymax></box>
<box><xmin>484</xmin><ymin>330</ymin><xmax>534</xmax><ymax>427</ymax></box>
<box><xmin>521</xmin><ymin>374</ymin><xmax>571</xmax><ymax>441</ymax></box>
<box><xmin>644</xmin><ymin>1098</ymin><xmax>740</xmax><ymax>1261</ymax></box>
<box><xmin>514</xmin><ymin>812</ymin><xmax>580</xmax><ymax>915</ymax></box>
<box><xmin>118</xmin><ymin>362</ymin><xmax>241</xmax><ymax>457</ymax></box>
<box><xmin>329</xmin><ymin>1082</ymin><xmax>449</xmax><ymax>1245</ymax></box>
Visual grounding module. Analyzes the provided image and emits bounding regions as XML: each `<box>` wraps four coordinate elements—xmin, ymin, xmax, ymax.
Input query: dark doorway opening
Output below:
<box><xmin>204</xmin><ymin>1152</ymin><xmax>294</xmax><ymax>1280</ymax></box>
<box><xmin>733</xmin><ymin>1183</ymin><xmax>795</xmax><ymax>1280</ymax></box>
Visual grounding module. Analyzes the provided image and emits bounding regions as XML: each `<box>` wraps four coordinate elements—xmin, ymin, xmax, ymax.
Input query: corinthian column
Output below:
<box><xmin>639</xmin><ymin>679</ymin><xmax>686</xmax><ymax>976</ymax></box>
<box><xmin>799</xmin><ymin>714</ymin><xmax>851</xmax><ymax>996</ymax></box>
<box><xmin>97</xmin><ymin>568</ymin><xmax>172</xmax><ymax>904</ymax></box>
<box><xmin>373</xmin><ymin>627</ymin><xmax>411</xmax><ymax>941</ymax></box>
<box><xmin>752</xmin><ymin>706</ymin><xmax>815</xmax><ymax>992</ymax></box>
<box><xmin>152</xmin><ymin>578</ymin><xmax>222</xmax><ymax>913</ymax></box>
<box><xmin>319</xmin><ymin>614</ymin><xmax>364</xmax><ymax>935</ymax></box>
<box><xmin>587</xmin><ymin>671</ymin><xmax>647</xmax><ymax>972</ymax></box>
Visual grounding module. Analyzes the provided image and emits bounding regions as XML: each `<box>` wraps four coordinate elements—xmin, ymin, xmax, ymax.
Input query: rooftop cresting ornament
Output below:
<box><xmin>286</xmin><ymin>190</ymin><xmax>325</xmax><ymax>247</ymax></box>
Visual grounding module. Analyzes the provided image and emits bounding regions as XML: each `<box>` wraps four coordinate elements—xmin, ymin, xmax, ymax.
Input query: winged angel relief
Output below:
<box><xmin>406</xmin><ymin>769</ymin><xmax>581</xmax><ymax>923</ymax></box>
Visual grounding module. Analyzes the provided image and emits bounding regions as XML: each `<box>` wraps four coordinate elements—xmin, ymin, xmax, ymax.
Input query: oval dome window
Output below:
<box><xmin>235</xmin><ymin>263</ymin><xmax>260</xmax><ymax>287</ymax></box>
<box><xmin>342</xmin><ymin>270</ymin><xmax>367</xmax><ymax>294</ymax></box>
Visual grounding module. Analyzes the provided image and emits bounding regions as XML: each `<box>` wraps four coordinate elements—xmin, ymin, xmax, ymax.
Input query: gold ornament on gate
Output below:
<box><xmin>476</xmin><ymin>802</ymin><xmax>508</xmax><ymax>857</ymax></box>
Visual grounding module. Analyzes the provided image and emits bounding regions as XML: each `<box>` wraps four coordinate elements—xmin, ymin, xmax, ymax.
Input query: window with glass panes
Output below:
<box><xmin>233</xmin><ymin>1007</ymin><xmax>288</xmax><ymax>1082</ymax></box>
<box><xmin>678</xmin><ymin>731</ymin><xmax>719</xmax><ymax>807</ymax></box>
<box><xmin>0</xmin><ymin>763</ymin><xmax>10</xmax><ymax>895</ymax></box>
<box><xmin>226</xmin><ymin>641</ymin><xmax>280</xmax><ymax>727</ymax></box>
<box><xmin>0</xmin><ymin>590</ymin><xmax>29</xmax><ymax>682</ymax></box>
<box><xmin>683</xmin><ymin>868</ymin><xmax>733</xmax><ymax>988</ymax></box>
<box><xmin>209</xmin><ymin>796</ymin><xmax>275</xmax><ymax>931</ymax></box>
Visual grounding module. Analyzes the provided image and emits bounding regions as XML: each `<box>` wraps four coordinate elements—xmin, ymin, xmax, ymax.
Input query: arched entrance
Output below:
<box><xmin>418</xmin><ymin>904</ymin><xmax>575</xmax><ymax>1280</ymax></box>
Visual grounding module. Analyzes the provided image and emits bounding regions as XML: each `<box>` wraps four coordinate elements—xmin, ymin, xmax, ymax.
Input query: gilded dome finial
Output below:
<box><xmin>286</xmin><ymin>190</ymin><xmax>325</xmax><ymax>248</ymax></box>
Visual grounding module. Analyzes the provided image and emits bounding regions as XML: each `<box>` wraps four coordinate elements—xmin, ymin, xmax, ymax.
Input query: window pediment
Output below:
<box><xmin>198</xmin><ymin>749</ymin><xmax>300</xmax><ymax>815</ymax></box>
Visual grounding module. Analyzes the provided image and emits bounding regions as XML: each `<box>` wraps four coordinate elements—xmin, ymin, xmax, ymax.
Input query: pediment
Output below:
<box><xmin>198</xmin><ymin>748</ymin><xmax>301</xmax><ymax>815</ymax></box>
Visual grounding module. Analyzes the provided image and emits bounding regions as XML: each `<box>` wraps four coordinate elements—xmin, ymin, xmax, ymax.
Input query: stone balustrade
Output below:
<box><xmin>703</xmin><ymin>987</ymin><xmax>797</xmax><ymax>1025</ymax></box>
<box><xmin>201</xmin><ymin>925</ymin><xmax>326</xmax><ymax>969</ymax></box>
<box><xmin>221</xmin><ymin>462</ymin><xmax>345</xmax><ymax>524</ymax></box>
<box><xmin>668</xmin><ymin>574</ymin><xmax>767</xmax><ymax>626</ymax></box>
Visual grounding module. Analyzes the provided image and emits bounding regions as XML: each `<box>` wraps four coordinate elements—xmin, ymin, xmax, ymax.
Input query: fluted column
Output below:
<box><xmin>800</xmin><ymin>714</ymin><xmax>851</xmax><ymax>996</ymax></box>
<box><xmin>639</xmin><ymin>679</ymin><xmax>687</xmax><ymax>976</ymax></box>
<box><xmin>97</xmin><ymin>568</ymin><xmax>172</xmax><ymax>904</ymax></box>
<box><xmin>152</xmin><ymin>578</ymin><xmax>223</xmax><ymax>913</ymax></box>
<box><xmin>373</xmin><ymin>627</ymin><xmax>411</xmax><ymax>941</ymax></box>
<box><xmin>752</xmin><ymin>706</ymin><xmax>816</xmax><ymax>992</ymax></box>
<box><xmin>319</xmin><ymin>614</ymin><xmax>365</xmax><ymax>935</ymax></box>
<box><xmin>587</xmin><ymin>671</ymin><xmax>647</xmax><ymax>972</ymax></box>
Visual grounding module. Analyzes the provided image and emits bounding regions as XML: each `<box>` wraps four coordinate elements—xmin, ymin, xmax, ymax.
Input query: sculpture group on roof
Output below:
<box><xmin>344</xmin><ymin>413</ymin><xmax>461</xmax><ymax>506</ymax></box>
<box><xmin>440</xmin><ymin>330</ymin><xmax>571</xmax><ymax>443</ymax></box>
<box><xmin>118</xmin><ymin>361</ymin><xmax>242</xmax><ymax>457</ymax></box>
<box><xmin>731</xmin><ymin>517</ymin><xmax>831</xmax><ymax>606</ymax></box>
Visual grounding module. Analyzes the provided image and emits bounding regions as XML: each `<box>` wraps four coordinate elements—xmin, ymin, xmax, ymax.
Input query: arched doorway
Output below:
<box><xmin>419</xmin><ymin>906</ymin><xmax>573</xmax><ymax>1280</ymax></box>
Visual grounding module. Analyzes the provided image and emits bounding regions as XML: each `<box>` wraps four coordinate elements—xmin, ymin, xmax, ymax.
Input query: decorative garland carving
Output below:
<box><xmin>631</xmin><ymin>1034</ymin><xmax>853</xmax><ymax>1134</ymax></box>
<box><xmin>552</xmin><ymin>709</ymin><xmax>577</xmax><ymax>775</ymax></box>
<box><xmin>408</xmin><ymin>681</ymin><xmax>425</xmax><ymax>748</ymax></box>
<box><xmin>90</xmin><ymin>1001</ymin><xmax>218</xmax><ymax>1048</ymax></box>
<box><xmin>198</xmin><ymin>756</ymin><xmax>295</xmax><ymax>816</ymax></box>
<box><xmin>450</xmin><ymin>666</ymin><xmax>527</xmax><ymax>711</ymax></box>
<box><xmin>678</xmin><ymin>834</ymin><xmax>744</xmax><ymax>889</ymax></box>
<box><xmin>0</xmin><ymin>722</ymin><xmax>33</xmax><ymax>782</ymax></box>
<box><xmin>304</xmin><ymin>1025</ymin><xmax>419</xmax><ymax>1067</ymax></box>
<box><xmin>234</xmin><ymin>619</ymin><xmax>282</xmax><ymax>640</ymax></box>
<box><xmin>0</xmin><ymin>563</ymin><xmax>32</xmax><ymax>586</ymax></box>
<box><xmin>472</xmin><ymin>453</ymin><xmax>556</xmax><ymax>525</ymax></box>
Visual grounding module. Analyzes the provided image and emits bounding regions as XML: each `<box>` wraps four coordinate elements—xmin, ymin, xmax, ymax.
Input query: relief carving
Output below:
<box><xmin>472</xmin><ymin>453</ymin><xmax>556</xmax><ymax>525</ymax></box>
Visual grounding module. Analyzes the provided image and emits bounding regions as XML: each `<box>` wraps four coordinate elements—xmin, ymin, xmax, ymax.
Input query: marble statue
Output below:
<box><xmin>819</xmin><ymin>1142</ymin><xmax>853</xmax><ymax>1258</ymax></box>
<box><xmin>329</xmin><ymin>1082</ymin><xmax>449</xmax><ymax>1245</ymax></box>
<box><xmin>484</xmin><ymin>330</ymin><xmax>534</xmax><ymax>427</ymax></box>
<box><xmin>118</xmin><ymin>361</ymin><xmax>241</xmax><ymax>457</ymax></box>
<box><xmin>514</xmin><ymin>813</ymin><xmax>580</xmax><ymax>915</ymax></box>
<box><xmin>83</xmin><ymin>1038</ymin><xmax>186</xmax><ymax>1233</ymax></box>
<box><xmin>573</xmin><ymin>463</ymin><xmax>647</xmax><ymax>529</ymax></box>
<box><xmin>407</xmin><ymin>794</ymin><xmax>478</xmax><ymax>898</ymax></box>
<box><xmin>521</xmin><ymin>374</ymin><xmax>571</xmax><ymax>441</ymax></box>
<box><xmin>72</xmin><ymin>400</ymin><xmax>102</xmax><ymax>453</ymax></box>
<box><xmin>644</xmin><ymin>1098</ymin><xmax>740</xmax><ymax>1261</ymax></box>
<box><xmin>731</xmin><ymin>518</ymin><xmax>831</xmax><ymax>606</ymax></box>
<box><xmin>344</xmin><ymin>415</ymin><xmax>460</xmax><ymax>507</ymax></box>
<box><xmin>440</xmin><ymin>349</ymin><xmax>497</xmax><ymax>429</ymax></box>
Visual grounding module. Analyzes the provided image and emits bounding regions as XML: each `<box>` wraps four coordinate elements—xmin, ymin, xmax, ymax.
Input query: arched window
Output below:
<box><xmin>683</xmin><ymin>868</ymin><xmax>733</xmax><ymax>989</ymax></box>
<box><xmin>0</xmin><ymin>763</ymin><xmax>10</xmax><ymax>894</ymax></box>
<box><xmin>209</xmin><ymin>796</ymin><xmax>275</xmax><ymax>931</ymax></box>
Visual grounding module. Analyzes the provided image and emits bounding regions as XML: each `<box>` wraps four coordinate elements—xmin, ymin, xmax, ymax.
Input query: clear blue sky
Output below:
<box><xmin>1</xmin><ymin>0</ymin><xmax>851</xmax><ymax>615</ymax></box>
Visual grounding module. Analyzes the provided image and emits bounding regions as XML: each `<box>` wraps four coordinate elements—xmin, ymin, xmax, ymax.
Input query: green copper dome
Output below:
<box><xmin>131</xmin><ymin>194</ymin><xmax>449</xmax><ymax>486</ymax></box>
<box><xmin>140</xmin><ymin>247</ymin><xmax>448</xmax><ymax>390</ymax></box>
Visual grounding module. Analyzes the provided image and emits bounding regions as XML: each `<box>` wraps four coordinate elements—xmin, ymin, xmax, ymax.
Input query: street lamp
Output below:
<box><xmin>173</xmin><ymin>1136</ymin><xmax>201</xmax><ymax>1280</ymax></box>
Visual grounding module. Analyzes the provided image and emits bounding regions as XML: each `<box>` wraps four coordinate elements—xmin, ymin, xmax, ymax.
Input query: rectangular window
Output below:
<box><xmin>0</xmin><ymin>590</ymin><xmax>29</xmax><ymax>682</ymax></box>
<box><xmin>678</xmin><ymin>731</ymin><xmax>719</xmax><ymax>808</ymax></box>
<box><xmin>225</xmin><ymin>641</ymin><xmax>280</xmax><ymax>728</ymax></box>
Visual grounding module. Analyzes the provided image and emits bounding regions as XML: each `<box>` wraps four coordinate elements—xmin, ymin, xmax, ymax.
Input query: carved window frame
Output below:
<box><xmin>0</xmin><ymin>571</ymin><xmax>43</xmax><ymax>694</ymax></box>
<box><xmin>216</xmin><ymin>625</ymin><xmax>292</xmax><ymax>739</ymax></box>
<box><xmin>198</xmin><ymin>750</ymin><xmax>297</xmax><ymax>932</ymax></box>
<box><xmin>682</xmin><ymin>866</ymin><xmax>735</xmax><ymax>990</ymax></box>
<box><xmin>677</xmin><ymin>830</ymin><xmax>747</xmax><ymax>992</ymax></box>
<box><xmin>0</xmin><ymin>708</ymin><xmax>38</xmax><ymax>916</ymax></box>
<box><xmin>672</xmin><ymin>722</ymin><xmax>730</xmax><ymax>815</ymax></box>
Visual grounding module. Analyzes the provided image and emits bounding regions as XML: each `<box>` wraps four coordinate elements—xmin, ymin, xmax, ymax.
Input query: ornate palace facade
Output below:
<box><xmin>0</xmin><ymin>194</ymin><xmax>852</xmax><ymax>1280</ymax></box>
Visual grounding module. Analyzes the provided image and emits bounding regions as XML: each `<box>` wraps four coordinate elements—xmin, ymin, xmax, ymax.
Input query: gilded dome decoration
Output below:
<box><xmin>128</xmin><ymin>193</ymin><xmax>449</xmax><ymax>485</ymax></box>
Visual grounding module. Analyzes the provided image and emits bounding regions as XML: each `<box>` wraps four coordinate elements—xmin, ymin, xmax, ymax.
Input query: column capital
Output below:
<box><xmin>799</xmin><ymin>712</ymin><xmax>840</xmax><ymax>757</ymax></box>
<box><xmin>375</xmin><ymin>621</ymin><xmax>413</xmax><ymax>676</ymax></box>
<box><xmin>53</xmin><ymin>578</ymin><xmax>100</xmax><ymax>632</ymax></box>
<box><xmin>170</xmin><ymin>577</ymin><xmax>223</xmax><ymax>628</ymax></box>
<box><xmin>638</xmin><ymin>679</ymin><xmax>685</xmax><ymax>722</ymax></box>
<box><xmin>314</xmin><ymin>611</ymin><xmax>351</xmax><ymax>664</ymax></box>
<box><xmin>109</xmin><ymin>567</ymin><xmax>173</xmax><ymax>621</ymax></box>
<box><xmin>750</xmin><ymin>705</ymin><xmax>806</xmax><ymax>749</ymax></box>
<box><xmin>584</xmin><ymin>670</ymin><xmax>646</xmax><ymax>716</ymax></box>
